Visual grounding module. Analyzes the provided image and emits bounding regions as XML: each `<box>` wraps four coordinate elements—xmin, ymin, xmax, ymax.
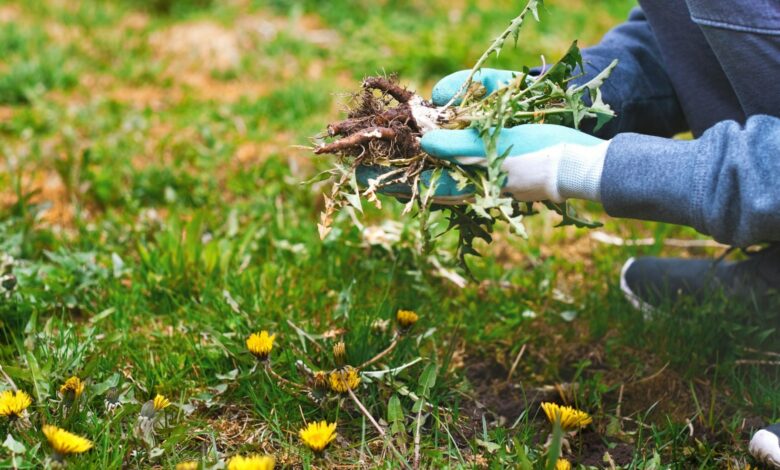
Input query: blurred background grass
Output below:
<box><xmin>0</xmin><ymin>0</ymin><xmax>777</xmax><ymax>468</ymax></box>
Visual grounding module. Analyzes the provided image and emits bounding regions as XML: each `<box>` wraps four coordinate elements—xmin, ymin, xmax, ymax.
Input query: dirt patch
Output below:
<box><xmin>0</xmin><ymin>4</ymin><xmax>20</xmax><ymax>23</ymax></box>
<box><xmin>461</xmin><ymin>353</ymin><xmax>639</xmax><ymax>466</ymax></box>
<box><xmin>45</xmin><ymin>21</ymin><xmax>81</xmax><ymax>44</ymax></box>
<box><xmin>552</xmin><ymin>325</ymin><xmax>725</xmax><ymax>429</ymax></box>
<box><xmin>236</xmin><ymin>12</ymin><xmax>341</xmax><ymax>48</ymax></box>
<box><xmin>70</xmin><ymin>73</ymin><xmax>268</xmax><ymax>109</ymax></box>
<box><xmin>0</xmin><ymin>168</ymin><xmax>74</xmax><ymax>227</ymax></box>
<box><xmin>490</xmin><ymin>230</ymin><xmax>534</xmax><ymax>268</ymax></box>
<box><xmin>149</xmin><ymin>13</ymin><xmax>340</xmax><ymax>74</ymax></box>
<box><xmin>0</xmin><ymin>106</ymin><xmax>14</xmax><ymax>121</ymax></box>
<box><xmin>570</xmin><ymin>429</ymin><xmax>635</xmax><ymax>468</ymax></box>
<box><xmin>150</xmin><ymin>21</ymin><xmax>242</xmax><ymax>73</ymax></box>
<box><xmin>178</xmin><ymin>75</ymin><xmax>270</xmax><ymax>102</ymax></box>
<box><xmin>117</xmin><ymin>12</ymin><xmax>149</xmax><ymax>31</ymax></box>
<box><xmin>109</xmin><ymin>85</ymin><xmax>182</xmax><ymax>110</ymax></box>
<box><xmin>459</xmin><ymin>356</ymin><xmax>561</xmax><ymax>434</ymax></box>
<box><xmin>457</xmin><ymin>331</ymin><xmax>741</xmax><ymax>465</ymax></box>
<box><xmin>35</xmin><ymin>170</ymin><xmax>72</xmax><ymax>225</ymax></box>
<box><xmin>148</xmin><ymin>12</ymin><xmax>340</xmax><ymax>91</ymax></box>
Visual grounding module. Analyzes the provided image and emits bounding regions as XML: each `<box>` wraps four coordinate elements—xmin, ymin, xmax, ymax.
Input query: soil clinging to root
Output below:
<box><xmin>315</xmin><ymin>76</ymin><xmax>424</xmax><ymax>162</ymax></box>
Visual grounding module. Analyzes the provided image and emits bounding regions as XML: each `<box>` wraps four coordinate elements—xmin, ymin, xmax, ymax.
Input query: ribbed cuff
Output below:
<box><xmin>556</xmin><ymin>141</ymin><xmax>610</xmax><ymax>202</ymax></box>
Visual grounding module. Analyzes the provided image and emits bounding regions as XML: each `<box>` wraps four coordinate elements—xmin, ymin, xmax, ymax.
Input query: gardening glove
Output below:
<box><xmin>356</xmin><ymin>125</ymin><xmax>610</xmax><ymax>205</ymax></box>
<box><xmin>421</xmin><ymin>124</ymin><xmax>610</xmax><ymax>203</ymax></box>
<box><xmin>432</xmin><ymin>68</ymin><xmax>524</xmax><ymax>106</ymax></box>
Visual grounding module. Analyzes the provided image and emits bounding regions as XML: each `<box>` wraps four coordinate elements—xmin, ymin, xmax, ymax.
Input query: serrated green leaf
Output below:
<box><xmin>575</xmin><ymin>58</ymin><xmax>618</xmax><ymax>92</ymax></box>
<box><xmin>449</xmin><ymin>168</ymin><xmax>473</xmax><ymax>192</ymax></box>
<box><xmin>588</xmin><ymin>88</ymin><xmax>616</xmax><ymax>132</ymax></box>
<box><xmin>545</xmin><ymin>201</ymin><xmax>602</xmax><ymax>228</ymax></box>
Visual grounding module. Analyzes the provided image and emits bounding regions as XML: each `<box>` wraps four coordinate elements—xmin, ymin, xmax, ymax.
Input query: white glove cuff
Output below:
<box><xmin>556</xmin><ymin>141</ymin><xmax>610</xmax><ymax>202</ymax></box>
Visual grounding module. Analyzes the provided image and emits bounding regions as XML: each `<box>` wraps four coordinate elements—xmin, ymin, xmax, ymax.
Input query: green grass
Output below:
<box><xmin>0</xmin><ymin>0</ymin><xmax>778</xmax><ymax>468</ymax></box>
<box><xmin>0</xmin><ymin>23</ymin><xmax>78</xmax><ymax>104</ymax></box>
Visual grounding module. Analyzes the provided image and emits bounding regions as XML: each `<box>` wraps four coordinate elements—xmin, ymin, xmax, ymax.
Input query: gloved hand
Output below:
<box><xmin>431</xmin><ymin>68</ymin><xmax>521</xmax><ymax>106</ymax></box>
<box><xmin>355</xmin><ymin>69</ymin><xmax>612</xmax><ymax>204</ymax></box>
<box><xmin>423</xmin><ymin>125</ymin><xmax>609</xmax><ymax>203</ymax></box>
<box><xmin>357</xmin><ymin>125</ymin><xmax>609</xmax><ymax>204</ymax></box>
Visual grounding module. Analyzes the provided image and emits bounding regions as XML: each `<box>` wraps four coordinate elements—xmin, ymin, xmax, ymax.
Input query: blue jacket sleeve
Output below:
<box><xmin>573</xmin><ymin>8</ymin><xmax>688</xmax><ymax>138</ymax></box>
<box><xmin>601</xmin><ymin>115</ymin><xmax>780</xmax><ymax>247</ymax></box>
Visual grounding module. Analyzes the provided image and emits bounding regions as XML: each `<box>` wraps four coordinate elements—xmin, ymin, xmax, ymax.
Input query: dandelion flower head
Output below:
<box><xmin>153</xmin><ymin>394</ymin><xmax>171</xmax><ymax>411</ymax></box>
<box><xmin>556</xmin><ymin>459</ymin><xmax>572</xmax><ymax>470</ymax></box>
<box><xmin>541</xmin><ymin>402</ymin><xmax>592</xmax><ymax>431</ymax></box>
<box><xmin>328</xmin><ymin>366</ymin><xmax>360</xmax><ymax>393</ymax></box>
<box><xmin>0</xmin><ymin>389</ymin><xmax>32</xmax><ymax>418</ymax></box>
<box><xmin>396</xmin><ymin>310</ymin><xmax>419</xmax><ymax>328</ymax></box>
<box><xmin>299</xmin><ymin>420</ymin><xmax>337</xmax><ymax>452</ymax></box>
<box><xmin>227</xmin><ymin>454</ymin><xmax>275</xmax><ymax>470</ymax></box>
<box><xmin>246</xmin><ymin>331</ymin><xmax>275</xmax><ymax>360</ymax></box>
<box><xmin>42</xmin><ymin>425</ymin><xmax>93</xmax><ymax>455</ymax></box>
<box><xmin>175</xmin><ymin>461</ymin><xmax>199</xmax><ymax>470</ymax></box>
<box><xmin>60</xmin><ymin>376</ymin><xmax>85</xmax><ymax>399</ymax></box>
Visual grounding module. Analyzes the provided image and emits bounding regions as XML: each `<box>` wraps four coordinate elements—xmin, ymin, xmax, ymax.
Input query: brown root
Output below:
<box><xmin>317</xmin><ymin>75</ymin><xmax>433</xmax><ymax>163</ymax></box>
<box><xmin>328</xmin><ymin>104</ymin><xmax>419</xmax><ymax>138</ymax></box>
<box><xmin>362</xmin><ymin>76</ymin><xmax>415</xmax><ymax>103</ymax></box>
<box><xmin>315</xmin><ymin>127</ymin><xmax>399</xmax><ymax>155</ymax></box>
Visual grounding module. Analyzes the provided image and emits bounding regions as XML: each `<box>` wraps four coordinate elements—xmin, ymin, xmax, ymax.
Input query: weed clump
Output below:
<box><xmin>313</xmin><ymin>0</ymin><xmax>617</xmax><ymax>268</ymax></box>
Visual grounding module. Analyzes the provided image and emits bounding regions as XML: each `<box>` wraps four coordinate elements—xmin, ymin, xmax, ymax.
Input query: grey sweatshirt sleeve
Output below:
<box><xmin>573</xmin><ymin>8</ymin><xmax>689</xmax><ymax>139</ymax></box>
<box><xmin>601</xmin><ymin>115</ymin><xmax>780</xmax><ymax>247</ymax></box>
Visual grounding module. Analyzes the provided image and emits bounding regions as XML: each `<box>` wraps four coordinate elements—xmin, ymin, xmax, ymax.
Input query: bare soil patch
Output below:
<box><xmin>0</xmin><ymin>168</ymin><xmax>74</xmax><ymax>227</ymax></box>
<box><xmin>0</xmin><ymin>4</ymin><xmax>19</xmax><ymax>23</ymax></box>
<box><xmin>570</xmin><ymin>429</ymin><xmax>635</xmax><ymax>468</ymax></box>
<box><xmin>150</xmin><ymin>21</ymin><xmax>242</xmax><ymax>73</ymax></box>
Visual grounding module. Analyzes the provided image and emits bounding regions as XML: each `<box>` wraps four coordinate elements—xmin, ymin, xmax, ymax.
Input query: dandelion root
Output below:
<box><xmin>362</xmin><ymin>76</ymin><xmax>415</xmax><ymax>103</ymax></box>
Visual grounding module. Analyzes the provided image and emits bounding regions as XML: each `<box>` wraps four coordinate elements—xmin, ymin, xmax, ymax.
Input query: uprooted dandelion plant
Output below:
<box><xmin>312</xmin><ymin>0</ymin><xmax>617</xmax><ymax>268</ymax></box>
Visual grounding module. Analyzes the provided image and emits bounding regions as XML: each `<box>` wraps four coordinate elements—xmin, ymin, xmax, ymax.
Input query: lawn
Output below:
<box><xmin>0</xmin><ymin>0</ymin><xmax>778</xmax><ymax>468</ymax></box>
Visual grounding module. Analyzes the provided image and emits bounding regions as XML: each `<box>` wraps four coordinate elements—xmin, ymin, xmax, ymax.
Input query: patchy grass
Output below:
<box><xmin>0</xmin><ymin>0</ymin><xmax>778</xmax><ymax>468</ymax></box>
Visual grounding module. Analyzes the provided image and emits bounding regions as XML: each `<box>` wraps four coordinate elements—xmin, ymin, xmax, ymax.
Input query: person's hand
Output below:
<box><xmin>431</xmin><ymin>68</ymin><xmax>522</xmax><ymax>106</ymax></box>
<box><xmin>422</xmin><ymin>125</ymin><xmax>608</xmax><ymax>203</ymax></box>
<box><xmin>356</xmin><ymin>124</ymin><xmax>609</xmax><ymax>204</ymax></box>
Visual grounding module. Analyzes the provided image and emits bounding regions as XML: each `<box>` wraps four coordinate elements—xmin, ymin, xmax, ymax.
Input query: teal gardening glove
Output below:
<box><xmin>356</xmin><ymin>69</ymin><xmax>612</xmax><ymax>204</ymax></box>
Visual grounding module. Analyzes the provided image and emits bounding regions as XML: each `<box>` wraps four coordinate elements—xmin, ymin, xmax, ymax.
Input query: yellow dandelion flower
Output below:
<box><xmin>153</xmin><ymin>393</ymin><xmax>171</xmax><ymax>411</ymax></box>
<box><xmin>541</xmin><ymin>402</ymin><xmax>592</xmax><ymax>431</ymax></box>
<box><xmin>328</xmin><ymin>366</ymin><xmax>360</xmax><ymax>394</ymax></box>
<box><xmin>176</xmin><ymin>461</ymin><xmax>200</xmax><ymax>470</ymax></box>
<box><xmin>246</xmin><ymin>331</ymin><xmax>275</xmax><ymax>360</ymax></box>
<box><xmin>42</xmin><ymin>425</ymin><xmax>93</xmax><ymax>456</ymax></box>
<box><xmin>396</xmin><ymin>310</ymin><xmax>419</xmax><ymax>328</ymax></box>
<box><xmin>227</xmin><ymin>454</ymin><xmax>275</xmax><ymax>470</ymax></box>
<box><xmin>0</xmin><ymin>389</ymin><xmax>32</xmax><ymax>419</ymax></box>
<box><xmin>60</xmin><ymin>376</ymin><xmax>85</xmax><ymax>400</ymax></box>
<box><xmin>333</xmin><ymin>341</ymin><xmax>346</xmax><ymax>365</ymax></box>
<box><xmin>299</xmin><ymin>420</ymin><xmax>337</xmax><ymax>452</ymax></box>
<box><xmin>556</xmin><ymin>458</ymin><xmax>572</xmax><ymax>470</ymax></box>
